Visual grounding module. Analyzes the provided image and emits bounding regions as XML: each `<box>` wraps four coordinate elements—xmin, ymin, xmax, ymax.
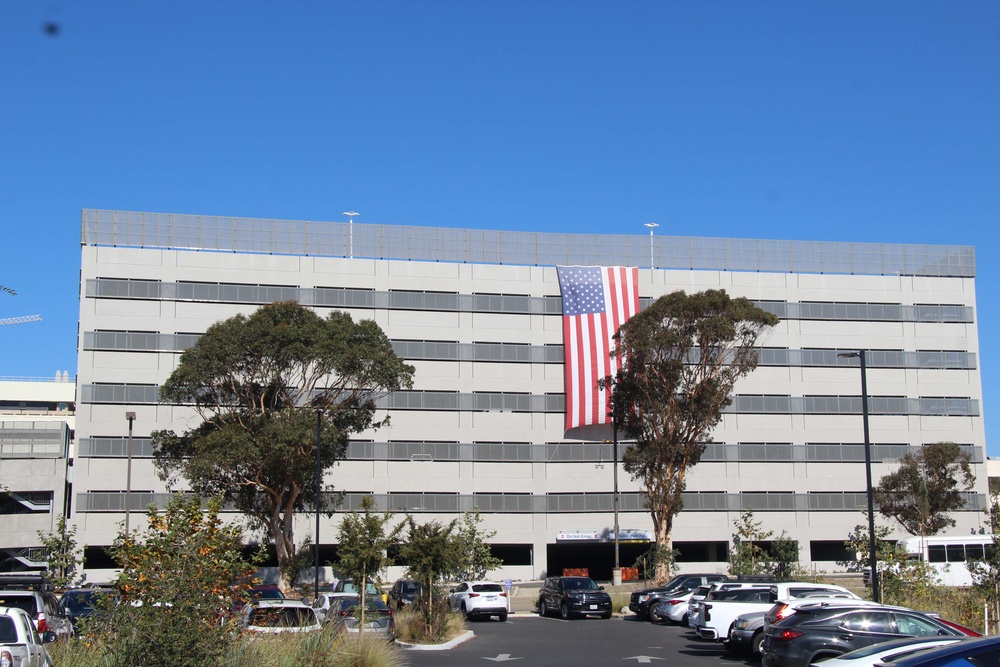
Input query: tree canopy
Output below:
<box><xmin>604</xmin><ymin>289</ymin><xmax>778</xmax><ymax>580</ymax></box>
<box><xmin>874</xmin><ymin>441</ymin><xmax>975</xmax><ymax>536</ymax></box>
<box><xmin>153</xmin><ymin>301</ymin><xmax>414</xmax><ymax>590</ymax></box>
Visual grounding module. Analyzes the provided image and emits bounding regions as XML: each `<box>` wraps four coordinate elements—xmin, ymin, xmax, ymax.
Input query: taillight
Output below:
<box><xmin>666</xmin><ymin>599</ymin><xmax>684</xmax><ymax>605</ymax></box>
<box><xmin>37</xmin><ymin>614</ymin><xmax>50</xmax><ymax>633</ymax></box>
<box><xmin>772</xmin><ymin>604</ymin><xmax>793</xmax><ymax>621</ymax></box>
<box><xmin>774</xmin><ymin>629</ymin><xmax>805</xmax><ymax>641</ymax></box>
<box><xmin>468</xmin><ymin>593</ymin><xmax>480</xmax><ymax>598</ymax></box>
<box><xmin>500</xmin><ymin>592</ymin><xmax>507</xmax><ymax>597</ymax></box>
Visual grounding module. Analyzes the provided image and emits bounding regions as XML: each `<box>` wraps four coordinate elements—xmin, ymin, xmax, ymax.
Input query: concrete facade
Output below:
<box><xmin>70</xmin><ymin>209</ymin><xmax>988</xmax><ymax>581</ymax></box>
<box><xmin>0</xmin><ymin>376</ymin><xmax>75</xmax><ymax>571</ymax></box>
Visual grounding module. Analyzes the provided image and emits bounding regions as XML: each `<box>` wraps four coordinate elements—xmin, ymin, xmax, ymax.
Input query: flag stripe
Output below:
<box><xmin>557</xmin><ymin>265</ymin><xmax>640</xmax><ymax>429</ymax></box>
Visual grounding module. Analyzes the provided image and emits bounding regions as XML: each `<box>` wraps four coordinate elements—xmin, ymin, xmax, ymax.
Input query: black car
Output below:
<box><xmin>538</xmin><ymin>576</ymin><xmax>612</xmax><ymax>620</ymax></box>
<box><xmin>761</xmin><ymin>603</ymin><xmax>962</xmax><ymax>667</ymax></box>
<box><xmin>629</xmin><ymin>573</ymin><xmax>729</xmax><ymax>621</ymax></box>
<box><xmin>387</xmin><ymin>578</ymin><xmax>423</xmax><ymax>612</ymax></box>
<box><xmin>59</xmin><ymin>587</ymin><xmax>113</xmax><ymax>632</ymax></box>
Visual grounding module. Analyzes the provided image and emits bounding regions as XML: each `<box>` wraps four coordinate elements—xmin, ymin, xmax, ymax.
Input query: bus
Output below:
<box><xmin>896</xmin><ymin>534</ymin><xmax>995</xmax><ymax>587</ymax></box>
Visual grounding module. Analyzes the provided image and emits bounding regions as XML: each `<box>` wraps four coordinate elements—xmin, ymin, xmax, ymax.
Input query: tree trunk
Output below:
<box><xmin>653</xmin><ymin>512</ymin><xmax>672</xmax><ymax>582</ymax></box>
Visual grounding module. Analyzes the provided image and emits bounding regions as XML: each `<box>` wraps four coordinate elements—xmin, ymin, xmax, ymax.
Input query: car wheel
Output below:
<box><xmin>648</xmin><ymin>605</ymin><xmax>661</xmax><ymax>623</ymax></box>
<box><xmin>560</xmin><ymin>602</ymin><xmax>571</xmax><ymax>620</ymax></box>
<box><xmin>499</xmin><ymin>611</ymin><xmax>508</xmax><ymax>622</ymax></box>
<box><xmin>462</xmin><ymin>603</ymin><xmax>475</xmax><ymax>622</ymax></box>
<box><xmin>539</xmin><ymin>599</ymin><xmax>547</xmax><ymax>617</ymax></box>
<box><xmin>680</xmin><ymin>613</ymin><xmax>688</xmax><ymax>626</ymax></box>
<box><xmin>751</xmin><ymin>631</ymin><xmax>764</xmax><ymax>657</ymax></box>
<box><xmin>601</xmin><ymin>611</ymin><xmax>612</xmax><ymax>619</ymax></box>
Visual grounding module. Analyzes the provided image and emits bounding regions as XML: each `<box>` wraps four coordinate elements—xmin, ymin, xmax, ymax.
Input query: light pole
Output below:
<box><xmin>612</xmin><ymin>416</ymin><xmax>622</xmax><ymax>585</ymax></box>
<box><xmin>125</xmin><ymin>411</ymin><xmax>136</xmax><ymax>533</ymax></box>
<box><xmin>838</xmin><ymin>350</ymin><xmax>879</xmax><ymax>603</ymax></box>
<box><xmin>343</xmin><ymin>211</ymin><xmax>359</xmax><ymax>259</ymax></box>
<box><xmin>644</xmin><ymin>223</ymin><xmax>659</xmax><ymax>269</ymax></box>
<box><xmin>315</xmin><ymin>409</ymin><xmax>322</xmax><ymax>601</ymax></box>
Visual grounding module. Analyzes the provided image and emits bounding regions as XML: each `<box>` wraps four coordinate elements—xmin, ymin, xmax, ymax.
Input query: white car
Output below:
<box><xmin>653</xmin><ymin>588</ymin><xmax>700</xmax><ymax>624</ymax></box>
<box><xmin>808</xmin><ymin>636</ymin><xmax>966</xmax><ymax>667</ymax></box>
<box><xmin>244</xmin><ymin>600</ymin><xmax>321</xmax><ymax>634</ymax></box>
<box><xmin>448</xmin><ymin>581</ymin><xmax>508</xmax><ymax>621</ymax></box>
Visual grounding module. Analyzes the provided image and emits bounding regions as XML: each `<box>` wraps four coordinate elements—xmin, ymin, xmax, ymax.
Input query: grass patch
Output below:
<box><xmin>47</xmin><ymin>626</ymin><xmax>407</xmax><ymax>667</ymax></box>
<box><xmin>393</xmin><ymin>606</ymin><xmax>466</xmax><ymax>644</ymax></box>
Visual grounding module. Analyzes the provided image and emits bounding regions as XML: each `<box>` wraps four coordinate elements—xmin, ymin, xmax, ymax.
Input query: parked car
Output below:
<box><xmin>387</xmin><ymin>579</ymin><xmax>423</xmax><ymax>612</ymax></box>
<box><xmin>311</xmin><ymin>592</ymin><xmax>357</xmax><ymax>623</ymax></box>
<box><xmin>537</xmin><ymin>576</ymin><xmax>612</xmax><ymax>620</ymax></box>
<box><xmin>326</xmin><ymin>595</ymin><xmax>395</xmax><ymax>640</ymax></box>
<box><xmin>761</xmin><ymin>603</ymin><xmax>963</xmax><ymax>667</ymax></box>
<box><xmin>59</xmin><ymin>587</ymin><xmax>113</xmax><ymax>633</ymax></box>
<box><xmin>0</xmin><ymin>605</ymin><xmax>56</xmax><ymax>667</ymax></box>
<box><xmin>0</xmin><ymin>574</ymin><xmax>73</xmax><ymax>641</ymax></box>
<box><xmin>448</xmin><ymin>581</ymin><xmax>508</xmax><ymax>621</ymax></box>
<box><xmin>234</xmin><ymin>584</ymin><xmax>285</xmax><ymax>612</ymax></box>
<box><xmin>629</xmin><ymin>573</ymin><xmax>729</xmax><ymax>621</ymax></box>
<box><xmin>730</xmin><ymin>598</ymin><xmax>875</xmax><ymax>659</ymax></box>
<box><xmin>243</xmin><ymin>600</ymin><xmax>321</xmax><ymax>635</ymax></box>
<box><xmin>684</xmin><ymin>585</ymin><xmax>714</xmax><ymax>628</ymax></box>
<box><xmin>334</xmin><ymin>580</ymin><xmax>381</xmax><ymax>598</ymax></box>
<box><xmin>809</xmin><ymin>636</ymin><xmax>967</xmax><ymax>667</ymax></box>
<box><xmin>887</xmin><ymin>635</ymin><xmax>1000</xmax><ymax>667</ymax></box>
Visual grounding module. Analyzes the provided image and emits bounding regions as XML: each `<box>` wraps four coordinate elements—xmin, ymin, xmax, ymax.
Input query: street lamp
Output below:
<box><xmin>644</xmin><ymin>223</ymin><xmax>659</xmax><ymax>269</ymax></box>
<box><xmin>838</xmin><ymin>350</ymin><xmax>879</xmax><ymax>603</ymax></box>
<box><xmin>612</xmin><ymin>416</ymin><xmax>622</xmax><ymax>586</ymax></box>
<box><xmin>125</xmin><ymin>411</ymin><xmax>136</xmax><ymax>533</ymax></box>
<box><xmin>315</xmin><ymin>409</ymin><xmax>323</xmax><ymax>601</ymax></box>
<box><xmin>343</xmin><ymin>211</ymin><xmax>359</xmax><ymax>259</ymax></box>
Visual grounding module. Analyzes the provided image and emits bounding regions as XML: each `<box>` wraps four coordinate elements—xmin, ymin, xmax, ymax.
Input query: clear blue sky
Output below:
<box><xmin>2</xmin><ymin>2</ymin><xmax>998</xmax><ymax>449</ymax></box>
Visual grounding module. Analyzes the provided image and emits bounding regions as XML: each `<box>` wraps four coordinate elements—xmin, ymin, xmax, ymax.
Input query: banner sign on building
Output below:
<box><xmin>556</xmin><ymin>266</ymin><xmax>639</xmax><ymax>430</ymax></box>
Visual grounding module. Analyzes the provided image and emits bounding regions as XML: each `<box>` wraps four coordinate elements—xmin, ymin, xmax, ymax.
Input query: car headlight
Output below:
<box><xmin>638</xmin><ymin>594</ymin><xmax>649</xmax><ymax>603</ymax></box>
<box><xmin>735</xmin><ymin>619</ymin><xmax>749</xmax><ymax>629</ymax></box>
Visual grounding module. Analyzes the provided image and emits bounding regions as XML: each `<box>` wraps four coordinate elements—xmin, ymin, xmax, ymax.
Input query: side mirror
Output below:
<box><xmin>598</xmin><ymin>586</ymin><xmax>605</xmax><ymax>591</ymax></box>
<box><xmin>449</xmin><ymin>588</ymin><xmax>455</xmax><ymax>593</ymax></box>
<box><xmin>42</xmin><ymin>631</ymin><xmax>57</xmax><ymax>644</ymax></box>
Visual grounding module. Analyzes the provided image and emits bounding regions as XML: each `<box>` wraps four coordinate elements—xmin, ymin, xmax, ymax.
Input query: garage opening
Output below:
<box><xmin>545</xmin><ymin>542</ymin><xmax>651</xmax><ymax>582</ymax></box>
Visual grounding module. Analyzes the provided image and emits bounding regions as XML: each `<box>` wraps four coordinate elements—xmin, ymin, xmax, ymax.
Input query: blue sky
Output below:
<box><xmin>2</xmin><ymin>1</ymin><xmax>998</xmax><ymax>449</ymax></box>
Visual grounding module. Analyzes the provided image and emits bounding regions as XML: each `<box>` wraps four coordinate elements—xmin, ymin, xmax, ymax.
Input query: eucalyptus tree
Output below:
<box><xmin>153</xmin><ymin>301</ymin><xmax>414</xmax><ymax>591</ymax></box>
<box><xmin>603</xmin><ymin>289</ymin><xmax>778</xmax><ymax>580</ymax></box>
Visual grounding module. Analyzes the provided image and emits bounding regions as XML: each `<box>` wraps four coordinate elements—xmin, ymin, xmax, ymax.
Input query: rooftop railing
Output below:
<box><xmin>81</xmin><ymin>209</ymin><xmax>975</xmax><ymax>278</ymax></box>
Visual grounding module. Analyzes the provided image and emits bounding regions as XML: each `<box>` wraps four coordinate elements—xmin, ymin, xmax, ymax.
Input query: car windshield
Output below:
<box><xmin>473</xmin><ymin>584</ymin><xmax>504</xmax><ymax>593</ymax></box>
<box><xmin>251</xmin><ymin>588</ymin><xmax>284</xmax><ymax>600</ymax></box>
<box><xmin>564</xmin><ymin>578</ymin><xmax>599</xmax><ymax>591</ymax></box>
<box><xmin>62</xmin><ymin>591</ymin><xmax>103</xmax><ymax>612</ymax></box>
<box><xmin>401</xmin><ymin>582</ymin><xmax>419</xmax><ymax>594</ymax></box>
<box><xmin>0</xmin><ymin>595</ymin><xmax>36</xmax><ymax>615</ymax></box>
<box><xmin>659</xmin><ymin>575</ymin><xmax>687</xmax><ymax>590</ymax></box>
<box><xmin>340</xmin><ymin>596</ymin><xmax>389</xmax><ymax>612</ymax></box>
<box><xmin>248</xmin><ymin>607</ymin><xmax>316</xmax><ymax>628</ymax></box>
<box><xmin>0</xmin><ymin>617</ymin><xmax>16</xmax><ymax>643</ymax></box>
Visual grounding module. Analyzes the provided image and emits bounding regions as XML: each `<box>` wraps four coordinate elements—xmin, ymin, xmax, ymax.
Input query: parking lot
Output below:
<box><xmin>404</xmin><ymin>613</ymin><xmax>739</xmax><ymax>667</ymax></box>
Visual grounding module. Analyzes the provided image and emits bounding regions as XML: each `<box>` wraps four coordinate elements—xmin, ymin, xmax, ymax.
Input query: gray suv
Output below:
<box><xmin>761</xmin><ymin>603</ymin><xmax>960</xmax><ymax>667</ymax></box>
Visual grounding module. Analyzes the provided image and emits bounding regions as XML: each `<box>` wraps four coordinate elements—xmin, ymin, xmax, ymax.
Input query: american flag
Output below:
<box><xmin>556</xmin><ymin>266</ymin><xmax>640</xmax><ymax>430</ymax></box>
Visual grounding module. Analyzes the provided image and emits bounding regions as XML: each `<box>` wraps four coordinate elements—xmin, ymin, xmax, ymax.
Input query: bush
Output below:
<box><xmin>393</xmin><ymin>604</ymin><xmax>465</xmax><ymax>644</ymax></box>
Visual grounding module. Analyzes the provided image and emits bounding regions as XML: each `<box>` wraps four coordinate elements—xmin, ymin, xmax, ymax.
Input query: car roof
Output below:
<box><xmin>890</xmin><ymin>635</ymin><xmax>1000</xmax><ymax>667</ymax></box>
<box><xmin>460</xmin><ymin>580</ymin><xmax>502</xmax><ymax>586</ymax></box>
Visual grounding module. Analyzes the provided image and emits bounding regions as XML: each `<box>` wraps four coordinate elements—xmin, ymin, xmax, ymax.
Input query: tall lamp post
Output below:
<box><xmin>612</xmin><ymin>416</ymin><xmax>621</xmax><ymax>585</ymax></box>
<box><xmin>315</xmin><ymin>409</ymin><xmax>323</xmax><ymax>601</ymax></box>
<box><xmin>125</xmin><ymin>411</ymin><xmax>136</xmax><ymax>533</ymax></box>
<box><xmin>343</xmin><ymin>211</ymin><xmax>359</xmax><ymax>259</ymax></box>
<box><xmin>838</xmin><ymin>350</ymin><xmax>879</xmax><ymax>603</ymax></box>
<box><xmin>644</xmin><ymin>223</ymin><xmax>659</xmax><ymax>269</ymax></box>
